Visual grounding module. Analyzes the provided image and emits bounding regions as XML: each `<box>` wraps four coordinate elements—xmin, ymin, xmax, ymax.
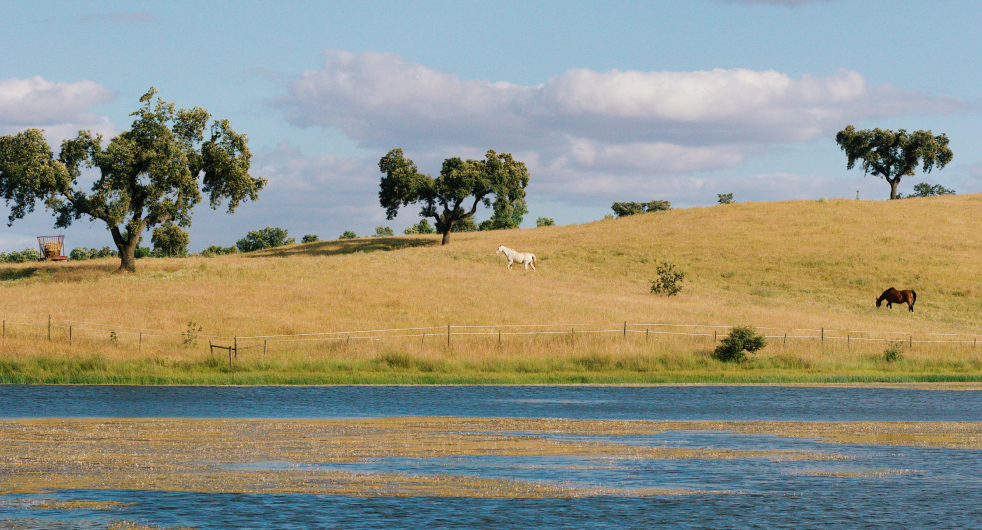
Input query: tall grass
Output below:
<box><xmin>3</xmin><ymin>195</ymin><xmax>982</xmax><ymax>383</ymax></box>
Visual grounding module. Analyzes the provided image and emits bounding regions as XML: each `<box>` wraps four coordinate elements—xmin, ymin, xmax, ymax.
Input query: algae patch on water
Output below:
<box><xmin>2</xmin><ymin>417</ymin><xmax>978</xmax><ymax>498</ymax></box>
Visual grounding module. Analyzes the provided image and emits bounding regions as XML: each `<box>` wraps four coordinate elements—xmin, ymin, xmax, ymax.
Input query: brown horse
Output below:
<box><xmin>876</xmin><ymin>288</ymin><xmax>917</xmax><ymax>312</ymax></box>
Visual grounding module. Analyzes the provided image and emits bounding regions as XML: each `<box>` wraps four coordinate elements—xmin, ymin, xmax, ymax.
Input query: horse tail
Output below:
<box><xmin>911</xmin><ymin>290</ymin><xmax>917</xmax><ymax>307</ymax></box>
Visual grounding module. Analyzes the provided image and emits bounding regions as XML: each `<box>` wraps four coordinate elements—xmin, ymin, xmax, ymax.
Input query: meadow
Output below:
<box><xmin>3</xmin><ymin>194</ymin><xmax>982</xmax><ymax>384</ymax></box>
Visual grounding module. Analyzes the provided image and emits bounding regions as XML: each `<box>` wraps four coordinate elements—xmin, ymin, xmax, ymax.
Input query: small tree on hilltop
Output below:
<box><xmin>151</xmin><ymin>222</ymin><xmax>190</xmax><ymax>257</ymax></box>
<box><xmin>835</xmin><ymin>125</ymin><xmax>953</xmax><ymax>200</ymax></box>
<box><xmin>378</xmin><ymin>148</ymin><xmax>530</xmax><ymax>245</ymax></box>
<box><xmin>0</xmin><ymin>88</ymin><xmax>265</xmax><ymax>273</ymax></box>
<box><xmin>236</xmin><ymin>226</ymin><xmax>294</xmax><ymax>252</ymax></box>
<box><xmin>611</xmin><ymin>200</ymin><xmax>670</xmax><ymax>217</ymax></box>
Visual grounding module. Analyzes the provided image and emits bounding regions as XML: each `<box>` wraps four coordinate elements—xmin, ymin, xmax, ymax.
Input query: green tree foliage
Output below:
<box><xmin>835</xmin><ymin>126</ymin><xmax>953</xmax><ymax>200</ymax></box>
<box><xmin>713</xmin><ymin>326</ymin><xmax>767</xmax><ymax>363</ymax></box>
<box><xmin>374</xmin><ymin>225</ymin><xmax>394</xmax><ymax>237</ymax></box>
<box><xmin>200</xmin><ymin>245</ymin><xmax>237</xmax><ymax>257</ymax></box>
<box><xmin>717</xmin><ymin>193</ymin><xmax>734</xmax><ymax>204</ymax></box>
<box><xmin>378</xmin><ymin>148</ymin><xmax>530</xmax><ymax>245</ymax></box>
<box><xmin>0</xmin><ymin>88</ymin><xmax>266</xmax><ymax>273</ymax></box>
<box><xmin>236</xmin><ymin>226</ymin><xmax>294</xmax><ymax>252</ymax></box>
<box><xmin>536</xmin><ymin>216</ymin><xmax>555</xmax><ymax>227</ymax></box>
<box><xmin>479</xmin><ymin>197</ymin><xmax>528</xmax><ymax>231</ymax></box>
<box><xmin>151</xmin><ymin>222</ymin><xmax>190</xmax><ymax>257</ymax></box>
<box><xmin>650</xmin><ymin>262</ymin><xmax>685</xmax><ymax>296</ymax></box>
<box><xmin>339</xmin><ymin>230</ymin><xmax>357</xmax><ymax>239</ymax></box>
<box><xmin>67</xmin><ymin>246</ymin><xmax>119</xmax><ymax>261</ymax></box>
<box><xmin>611</xmin><ymin>200</ymin><xmax>671</xmax><ymax>217</ymax></box>
<box><xmin>0</xmin><ymin>248</ymin><xmax>41</xmax><ymax>263</ymax></box>
<box><xmin>451</xmin><ymin>217</ymin><xmax>477</xmax><ymax>232</ymax></box>
<box><xmin>904</xmin><ymin>182</ymin><xmax>956</xmax><ymax>198</ymax></box>
<box><xmin>403</xmin><ymin>219</ymin><xmax>436</xmax><ymax>235</ymax></box>
<box><xmin>301</xmin><ymin>234</ymin><xmax>319</xmax><ymax>243</ymax></box>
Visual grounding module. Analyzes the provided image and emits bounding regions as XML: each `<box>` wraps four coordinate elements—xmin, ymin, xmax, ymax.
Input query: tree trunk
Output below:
<box><xmin>110</xmin><ymin>225</ymin><xmax>140</xmax><ymax>273</ymax></box>
<box><xmin>889</xmin><ymin>178</ymin><xmax>900</xmax><ymax>200</ymax></box>
<box><xmin>441</xmin><ymin>230</ymin><xmax>451</xmax><ymax>245</ymax></box>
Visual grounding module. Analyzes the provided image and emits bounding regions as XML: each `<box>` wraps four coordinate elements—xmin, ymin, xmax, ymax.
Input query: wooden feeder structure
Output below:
<box><xmin>37</xmin><ymin>235</ymin><xmax>68</xmax><ymax>261</ymax></box>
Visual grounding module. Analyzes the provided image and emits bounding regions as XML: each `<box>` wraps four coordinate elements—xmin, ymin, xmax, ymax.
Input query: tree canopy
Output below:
<box><xmin>835</xmin><ymin>126</ymin><xmax>953</xmax><ymax>200</ymax></box>
<box><xmin>0</xmin><ymin>88</ymin><xmax>266</xmax><ymax>272</ymax></box>
<box><xmin>378</xmin><ymin>148</ymin><xmax>530</xmax><ymax>245</ymax></box>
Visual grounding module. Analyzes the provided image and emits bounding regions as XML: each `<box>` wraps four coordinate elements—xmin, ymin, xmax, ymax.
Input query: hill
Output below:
<box><xmin>2</xmin><ymin>194</ymin><xmax>982</xmax><ymax>383</ymax></box>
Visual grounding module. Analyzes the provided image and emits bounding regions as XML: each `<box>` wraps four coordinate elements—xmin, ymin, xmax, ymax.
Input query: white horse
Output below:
<box><xmin>496</xmin><ymin>245</ymin><xmax>536</xmax><ymax>271</ymax></box>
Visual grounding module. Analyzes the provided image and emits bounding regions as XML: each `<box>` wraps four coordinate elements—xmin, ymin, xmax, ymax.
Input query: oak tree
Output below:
<box><xmin>0</xmin><ymin>88</ymin><xmax>265</xmax><ymax>272</ymax></box>
<box><xmin>378</xmin><ymin>148</ymin><xmax>530</xmax><ymax>245</ymax></box>
<box><xmin>835</xmin><ymin>126</ymin><xmax>953</xmax><ymax>200</ymax></box>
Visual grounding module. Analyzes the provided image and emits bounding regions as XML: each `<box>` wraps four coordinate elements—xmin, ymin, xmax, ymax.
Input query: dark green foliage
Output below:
<box><xmin>67</xmin><ymin>247</ymin><xmax>118</xmax><ymax>260</ymax></box>
<box><xmin>151</xmin><ymin>222</ymin><xmax>190</xmax><ymax>257</ymax></box>
<box><xmin>884</xmin><ymin>343</ymin><xmax>903</xmax><ymax>362</ymax></box>
<box><xmin>0</xmin><ymin>88</ymin><xmax>265</xmax><ymax>272</ymax></box>
<box><xmin>374</xmin><ymin>225</ymin><xmax>394</xmax><ymax>237</ymax></box>
<box><xmin>0</xmin><ymin>248</ymin><xmax>41</xmax><ymax>263</ymax></box>
<box><xmin>713</xmin><ymin>326</ymin><xmax>767</xmax><ymax>363</ymax></box>
<box><xmin>378</xmin><ymin>148</ymin><xmax>530</xmax><ymax>245</ymax></box>
<box><xmin>903</xmin><ymin>182</ymin><xmax>955</xmax><ymax>198</ymax></box>
<box><xmin>301</xmin><ymin>234</ymin><xmax>319</xmax><ymax>243</ymax></box>
<box><xmin>451</xmin><ymin>217</ymin><xmax>477</xmax><ymax>232</ymax></box>
<box><xmin>339</xmin><ymin>231</ymin><xmax>357</xmax><ymax>240</ymax></box>
<box><xmin>479</xmin><ymin>197</ymin><xmax>527</xmax><ymax>230</ymax></box>
<box><xmin>536</xmin><ymin>216</ymin><xmax>555</xmax><ymax>227</ymax></box>
<box><xmin>404</xmin><ymin>219</ymin><xmax>436</xmax><ymax>234</ymax></box>
<box><xmin>836</xmin><ymin>126</ymin><xmax>953</xmax><ymax>200</ymax></box>
<box><xmin>134</xmin><ymin>246</ymin><xmax>151</xmax><ymax>259</ymax></box>
<box><xmin>200</xmin><ymin>245</ymin><xmax>237</xmax><ymax>257</ymax></box>
<box><xmin>236</xmin><ymin>226</ymin><xmax>295</xmax><ymax>252</ymax></box>
<box><xmin>718</xmin><ymin>193</ymin><xmax>734</xmax><ymax>204</ymax></box>
<box><xmin>611</xmin><ymin>200</ymin><xmax>671</xmax><ymax>217</ymax></box>
<box><xmin>650</xmin><ymin>262</ymin><xmax>685</xmax><ymax>296</ymax></box>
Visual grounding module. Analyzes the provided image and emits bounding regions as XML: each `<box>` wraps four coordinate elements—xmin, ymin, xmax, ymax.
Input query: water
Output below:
<box><xmin>2</xmin><ymin>385</ymin><xmax>981</xmax><ymax>528</ymax></box>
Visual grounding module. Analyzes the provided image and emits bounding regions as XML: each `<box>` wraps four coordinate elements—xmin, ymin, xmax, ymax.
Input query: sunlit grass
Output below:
<box><xmin>3</xmin><ymin>195</ymin><xmax>982</xmax><ymax>383</ymax></box>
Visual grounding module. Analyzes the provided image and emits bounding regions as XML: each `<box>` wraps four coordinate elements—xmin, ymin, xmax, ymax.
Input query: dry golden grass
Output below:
<box><xmin>3</xmin><ymin>194</ymin><xmax>982</xmax><ymax>382</ymax></box>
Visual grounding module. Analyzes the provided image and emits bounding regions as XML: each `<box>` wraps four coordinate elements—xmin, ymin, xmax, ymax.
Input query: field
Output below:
<box><xmin>3</xmin><ymin>194</ymin><xmax>982</xmax><ymax>384</ymax></box>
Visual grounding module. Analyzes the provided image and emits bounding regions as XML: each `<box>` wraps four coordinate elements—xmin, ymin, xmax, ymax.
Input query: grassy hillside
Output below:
<box><xmin>3</xmin><ymin>194</ymin><xmax>982</xmax><ymax>383</ymax></box>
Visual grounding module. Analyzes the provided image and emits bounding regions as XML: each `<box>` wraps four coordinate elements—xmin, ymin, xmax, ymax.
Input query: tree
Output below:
<box><xmin>611</xmin><ymin>200</ymin><xmax>671</xmax><ymax>217</ymax></box>
<box><xmin>835</xmin><ymin>126</ymin><xmax>953</xmax><ymax>200</ymax></box>
<box><xmin>151</xmin><ymin>222</ymin><xmax>190</xmax><ymax>257</ymax></box>
<box><xmin>236</xmin><ymin>226</ymin><xmax>294</xmax><ymax>252</ymax></box>
<box><xmin>374</xmin><ymin>225</ymin><xmax>394</xmax><ymax>237</ymax></box>
<box><xmin>404</xmin><ymin>219</ymin><xmax>436</xmax><ymax>235</ymax></box>
<box><xmin>0</xmin><ymin>88</ymin><xmax>265</xmax><ymax>272</ymax></box>
<box><xmin>301</xmin><ymin>234</ymin><xmax>319</xmax><ymax>243</ymax></box>
<box><xmin>717</xmin><ymin>193</ymin><xmax>733</xmax><ymax>204</ymax></box>
<box><xmin>339</xmin><ymin>230</ymin><xmax>357</xmax><ymax>239</ymax></box>
<box><xmin>479</xmin><ymin>197</ymin><xmax>527</xmax><ymax>231</ymax></box>
<box><xmin>379</xmin><ymin>148</ymin><xmax>530</xmax><ymax>245</ymax></box>
<box><xmin>712</xmin><ymin>326</ymin><xmax>767</xmax><ymax>363</ymax></box>
<box><xmin>904</xmin><ymin>182</ymin><xmax>956</xmax><ymax>198</ymax></box>
<box><xmin>536</xmin><ymin>216</ymin><xmax>555</xmax><ymax>227</ymax></box>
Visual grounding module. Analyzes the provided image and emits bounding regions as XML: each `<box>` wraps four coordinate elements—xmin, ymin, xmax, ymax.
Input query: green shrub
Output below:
<box><xmin>650</xmin><ymin>262</ymin><xmax>685</xmax><ymax>296</ymax></box>
<box><xmin>404</xmin><ymin>219</ymin><xmax>436</xmax><ymax>235</ymax></box>
<box><xmin>339</xmin><ymin>231</ymin><xmax>357</xmax><ymax>239</ymax></box>
<box><xmin>201</xmin><ymin>245</ymin><xmax>237</xmax><ymax>257</ymax></box>
<box><xmin>884</xmin><ymin>343</ymin><xmax>903</xmax><ymax>362</ymax></box>
<box><xmin>718</xmin><ymin>193</ymin><xmax>734</xmax><ymax>204</ymax></box>
<box><xmin>374</xmin><ymin>226</ymin><xmax>394</xmax><ymax>237</ymax></box>
<box><xmin>151</xmin><ymin>222</ymin><xmax>190</xmax><ymax>257</ymax></box>
<box><xmin>451</xmin><ymin>217</ymin><xmax>477</xmax><ymax>232</ymax></box>
<box><xmin>713</xmin><ymin>326</ymin><xmax>767</xmax><ymax>362</ymax></box>
<box><xmin>904</xmin><ymin>182</ymin><xmax>955</xmax><ymax>198</ymax></box>
<box><xmin>611</xmin><ymin>200</ymin><xmax>671</xmax><ymax>217</ymax></box>
<box><xmin>536</xmin><ymin>217</ymin><xmax>555</xmax><ymax>227</ymax></box>
<box><xmin>301</xmin><ymin>234</ymin><xmax>319</xmax><ymax>243</ymax></box>
<box><xmin>236</xmin><ymin>227</ymin><xmax>295</xmax><ymax>252</ymax></box>
<box><xmin>1</xmin><ymin>248</ymin><xmax>41</xmax><ymax>263</ymax></box>
<box><xmin>69</xmin><ymin>247</ymin><xmax>92</xmax><ymax>261</ymax></box>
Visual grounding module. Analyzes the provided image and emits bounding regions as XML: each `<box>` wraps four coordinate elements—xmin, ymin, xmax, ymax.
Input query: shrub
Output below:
<box><xmin>69</xmin><ymin>247</ymin><xmax>92</xmax><ymax>261</ymax></box>
<box><xmin>301</xmin><ymin>234</ymin><xmax>319</xmax><ymax>243</ymax></box>
<box><xmin>713</xmin><ymin>326</ymin><xmax>767</xmax><ymax>362</ymax></box>
<box><xmin>1</xmin><ymin>248</ymin><xmax>41</xmax><ymax>263</ymax></box>
<box><xmin>339</xmin><ymin>231</ymin><xmax>357</xmax><ymax>239</ymax></box>
<box><xmin>134</xmin><ymin>246</ymin><xmax>151</xmax><ymax>259</ymax></box>
<box><xmin>151</xmin><ymin>222</ymin><xmax>190</xmax><ymax>257</ymax></box>
<box><xmin>236</xmin><ymin>227</ymin><xmax>295</xmax><ymax>252</ymax></box>
<box><xmin>374</xmin><ymin>225</ymin><xmax>394</xmax><ymax>237</ymax></box>
<box><xmin>718</xmin><ymin>193</ymin><xmax>734</xmax><ymax>204</ymax></box>
<box><xmin>904</xmin><ymin>182</ymin><xmax>955</xmax><ymax>198</ymax></box>
<box><xmin>404</xmin><ymin>219</ymin><xmax>436</xmax><ymax>235</ymax></box>
<box><xmin>536</xmin><ymin>217</ymin><xmax>555</xmax><ymax>227</ymax></box>
<box><xmin>884</xmin><ymin>343</ymin><xmax>903</xmax><ymax>362</ymax></box>
<box><xmin>650</xmin><ymin>262</ymin><xmax>685</xmax><ymax>296</ymax></box>
<box><xmin>611</xmin><ymin>200</ymin><xmax>671</xmax><ymax>217</ymax></box>
<box><xmin>451</xmin><ymin>217</ymin><xmax>477</xmax><ymax>232</ymax></box>
<box><xmin>201</xmin><ymin>245</ymin><xmax>237</xmax><ymax>257</ymax></box>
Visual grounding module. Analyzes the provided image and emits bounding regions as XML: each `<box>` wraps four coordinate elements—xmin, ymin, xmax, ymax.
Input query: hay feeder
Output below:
<box><xmin>37</xmin><ymin>235</ymin><xmax>68</xmax><ymax>261</ymax></box>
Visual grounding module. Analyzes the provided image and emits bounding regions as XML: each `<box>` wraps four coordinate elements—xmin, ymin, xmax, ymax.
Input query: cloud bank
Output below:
<box><xmin>0</xmin><ymin>76</ymin><xmax>116</xmax><ymax>142</ymax></box>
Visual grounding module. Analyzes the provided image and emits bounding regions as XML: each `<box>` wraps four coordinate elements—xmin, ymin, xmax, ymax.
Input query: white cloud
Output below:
<box><xmin>0</xmin><ymin>77</ymin><xmax>116</xmax><ymax>143</ymax></box>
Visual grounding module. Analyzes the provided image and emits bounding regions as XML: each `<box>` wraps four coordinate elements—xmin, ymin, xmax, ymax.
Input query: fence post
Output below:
<box><xmin>139</xmin><ymin>332</ymin><xmax>142</xmax><ymax>353</ymax></box>
<box><xmin>646</xmin><ymin>328</ymin><xmax>649</xmax><ymax>342</ymax></box>
<box><xmin>447</xmin><ymin>323</ymin><xmax>451</xmax><ymax>348</ymax></box>
<box><xmin>498</xmin><ymin>330</ymin><xmax>501</xmax><ymax>346</ymax></box>
<box><xmin>623</xmin><ymin>321</ymin><xmax>627</xmax><ymax>337</ymax></box>
<box><xmin>234</xmin><ymin>336</ymin><xmax>238</xmax><ymax>359</ymax></box>
<box><xmin>2</xmin><ymin>319</ymin><xmax>5</xmax><ymax>338</ymax></box>
<box><xmin>910</xmin><ymin>335</ymin><xmax>912</xmax><ymax>349</ymax></box>
<box><xmin>784</xmin><ymin>333</ymin><xmax>786</xmax><ymax>345</ymax></box>
<box><xmin>69</xmin><ymin>325</ymin><xmax>72</xmax><ymax>346</ymax></box>
<box><xmin>48</xmin><ymin>314</ymin><xmax>51</xmax><ymax>341</ymax></box>
<box><xmin>264</xmin><ymin>340</ymin><xmax>268</xmax><ymax>362</ymax></box>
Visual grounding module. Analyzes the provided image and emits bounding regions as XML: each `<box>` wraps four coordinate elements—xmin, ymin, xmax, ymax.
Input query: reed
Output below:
<box><xmin>3</xmin><ymin>195</ymin><xmax>982</xmax><ymax>384</ymax></box>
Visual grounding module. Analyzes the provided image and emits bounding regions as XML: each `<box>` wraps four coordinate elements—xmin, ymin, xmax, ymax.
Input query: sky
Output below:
<box><xmin>1</xmin><ymin>0</ymin><xmax>980</xmax><ymax>252</ymax></box>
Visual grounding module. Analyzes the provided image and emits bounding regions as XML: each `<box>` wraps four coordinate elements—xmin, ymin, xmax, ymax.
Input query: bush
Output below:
<box><xmin>151</xmin><ymin>222</ymin><xmax>190</xmax><ymax>257</ymax></box>
<box><xmin>301</xmin><ymin>234</ymin><xmax>319</xmax><ymax>244</ymax></box>
<box><xmin>451</xmin><ymin>217</ymin><xmax>477</xmax><ymax>232</ymax></box>
<box><xmin>718</xmin><ymin>193</ymin><xmax>734</xmax><ymax>204</ymax></box>
<box><xmin>67</xmin><ymin>247</ymin><xmax>118</xmax><ymax>260</ymax></box>
<box><xmin>650</xmin><ymin>262</ymin><xmax>685</xmax><ymax>296</ymax></box>
<box><xmin>536</xmin><ymin>217</ymin><xmax>555</xmax><ymax>227</ymax></box>
<box><xmin>404</xmin><ymin>219</ymin><xmax>436</xmax><ymax>235</ymax></box>
<box><xmin>236</xmin><ymin>227</ymin><xmax>295</xmax><ymax>252</ymax></box>
<box><xmin>904</xmin><ymin>182</ymin><xmax>955</xmax><ymax>198</ymax></box>
<box><xmin>884</xmin><ymin>343</ymin><xmax>903</xmax><ymax>362</ymax></box>
<box><xmin>135</xmin><ymin>246</ymin><xmax>151</xmax><ymax>259</ymax></box>
<box><xmin>713</xmin><ymin>326</ymin><xmax>767</xmax><ymax>363</ymax></box>
<box><xmin>611</xmin><ymin>200</ymin><xmax>671</xmax><ymax>217</ymax></box>
<box><xmin>374</xmin><ymin>226</ymin><xmax>394</xmax><ymax>237</ymax></box>
<box><xmin>201</xmin><ymin>245</ymin><xmax>237</xmax><ymax>257</ymax></box>
<box><xmin>1</xmin><ymin>248</ymin><xmax>41</xmax><ymax>263</ymax></box>
<box><xmin>69</xmin><ymin>247</ymin><xmax>92</xmax><ymax>261</ymax></box>
<box><xmin>339</xmin><ymin>231</ymin><xmax>357</xmax><ymax>239</ymax></box>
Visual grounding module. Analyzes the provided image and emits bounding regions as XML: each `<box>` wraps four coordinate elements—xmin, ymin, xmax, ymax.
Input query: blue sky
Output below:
<box><xmin>1</xmin><ymin>0</ymin><xmax>979</xmax><ymax>252</ymax></box>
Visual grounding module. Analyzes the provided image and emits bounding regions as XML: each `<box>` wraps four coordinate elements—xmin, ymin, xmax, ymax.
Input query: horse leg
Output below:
<box><xmin>507</xmin><ymin>259</ymin><xmax>513</xmax><ymax>269</ymax></box>
<box><xmin>529</xmin><ymin>261</ymin><xmax>535</xmax><ymax>271</ymax></box>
